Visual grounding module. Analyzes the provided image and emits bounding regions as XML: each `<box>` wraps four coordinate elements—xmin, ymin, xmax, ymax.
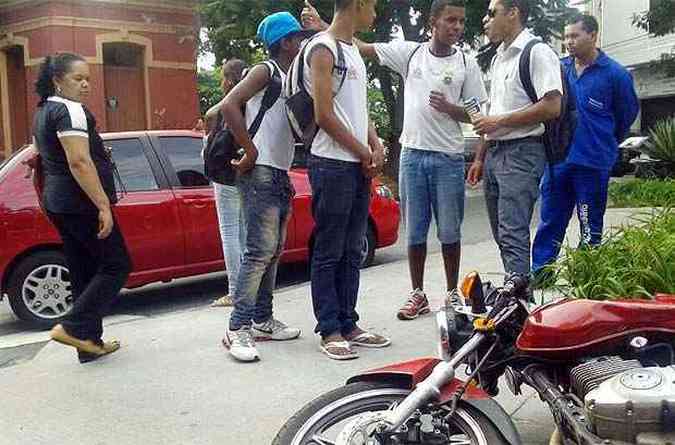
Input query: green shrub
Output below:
<box><xmin>608</xmin><ymin>179</ymin><xmax>675</xmax><ymax>208</ymax></box>
<box><xmin>643</xmin><ymin>118</ymin><xmax>675</xmax><ymax>163</ymax></box>
<box><xmin>548</xmin><ymin>209</ymin><xmax>675</xmax><ymax>300</ymax></box>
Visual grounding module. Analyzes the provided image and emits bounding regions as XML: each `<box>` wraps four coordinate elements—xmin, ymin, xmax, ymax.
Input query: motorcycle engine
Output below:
<box><xmin>573</xmin><ymin>358</ymin><xmax>675</xmax><ymax>444</ymax></box>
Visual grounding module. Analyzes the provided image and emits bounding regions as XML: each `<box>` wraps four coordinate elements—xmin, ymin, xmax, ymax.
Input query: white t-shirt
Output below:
<box><xmin>487</xmin><ymin>30</ymin><xmax>563</xmax><ymax>141</ymax></box>
<box><xmin>303</xmin><ymin>33</ymin><xmax>368</xmax><ymax>163</ymax></box>
<box><xmin>246</xmin><ymin>60</ymin><xmax>295</xmax><ymax>171</ymax></box>
<box><xmin>374</xmin><ymin>41</ymin><xmax>487</xmax><ymax>154</ymax></box>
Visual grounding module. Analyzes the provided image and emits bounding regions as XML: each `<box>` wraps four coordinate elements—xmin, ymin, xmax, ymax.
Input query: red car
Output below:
<box><xmin>0</xmin><ymin>131</ymin><xmax>399</xmax><ymax>327</ymax></box>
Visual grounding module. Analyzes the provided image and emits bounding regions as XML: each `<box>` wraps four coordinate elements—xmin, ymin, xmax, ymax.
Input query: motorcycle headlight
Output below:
<box><xmin>375</xmin><ymin>184</ymin><xmax>394</xmax><ymax>199</ymax></box>
<box><xmin>435</xmin><ymin>306</ymin><xmax>456</xmax><ymax>361</ymax></box>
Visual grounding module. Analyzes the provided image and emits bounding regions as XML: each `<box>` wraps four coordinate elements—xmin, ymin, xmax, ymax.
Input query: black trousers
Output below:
<box><xmin>48</xmin><ymin>211</ymin><xmax>131</xmax><ymax>341</ymax></box>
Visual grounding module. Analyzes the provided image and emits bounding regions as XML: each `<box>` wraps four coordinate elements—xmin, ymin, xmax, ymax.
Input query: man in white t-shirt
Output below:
<box><xmin>301</xmin><ymin>0</ymin><xmax>391</xmax><ymax>361</ymax></box>
<box><xmin>303</xmin><ymin>0</ymin><xmax>487</xmax><ymax>319</ymax></box>
<box><xmin>219</xmin><ymin>12</ymin><xmax>310</xmax><ymax>363</ymax></box>
<box><xmin>467</xmin><ymin>0</ymin><xmax>563</xmax><ymax>280</ymax></box>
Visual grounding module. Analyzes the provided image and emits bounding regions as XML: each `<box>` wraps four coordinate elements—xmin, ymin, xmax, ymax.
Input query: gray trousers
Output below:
<box><xmin>484</xmin><ymin>139</ymin><xmax>546</xmax><ymax>276</ymax></box>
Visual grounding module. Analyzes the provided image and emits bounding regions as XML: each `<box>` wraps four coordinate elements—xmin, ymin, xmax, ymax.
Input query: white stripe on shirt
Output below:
<box><xmin>47</xmin><ymin>96</ymin><xmax>89</xmax><ymax>132</ymax></box>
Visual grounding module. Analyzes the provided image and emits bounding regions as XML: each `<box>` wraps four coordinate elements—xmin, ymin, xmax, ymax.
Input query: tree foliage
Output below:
<box><xmin>633</xmin><ymin>0</ymin><xmax>675</xmax><ymax>76</ymax></box>
<box><xmin>197</xmin><ymin>69</ymin><xmax>222</xmax><ymax>116</ymax></box>
<box><xmin>633</xmin><ymin>0</ymin><xmax>675</xmax><ymax>38</ymax></box>
<box><xmin>200</xmin><ymin>0</ymin><xmax>576</xmax><ymax>176</ymax></box>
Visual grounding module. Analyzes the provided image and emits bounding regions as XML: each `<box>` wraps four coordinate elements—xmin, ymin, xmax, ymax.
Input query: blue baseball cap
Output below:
<box><xmin>257</xmin><ymin>12</ymin><xmax>312</xmax><ymax>48</ymax></box>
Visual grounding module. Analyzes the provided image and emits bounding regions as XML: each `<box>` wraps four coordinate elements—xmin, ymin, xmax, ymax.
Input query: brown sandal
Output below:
<box><xmin>320</xmin><ymin>340</ymin><xmax>359</xmax><ymax>360</ymax></box>
<box><xmin>77</xmin><ymin>341</ymin><xmax>121</xmax><ymax>364</ymax></box>
<box><xmin>51</xmin><ymin>324</ymin><xmax>121</xmax><ymax>362</ymax></box>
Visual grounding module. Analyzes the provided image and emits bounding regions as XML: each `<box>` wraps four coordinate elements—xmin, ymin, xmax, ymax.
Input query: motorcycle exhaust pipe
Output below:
<box><xmin>383</xmin><ymin>333</ymin><xmax>486</xmax><ymax>431</ymax></box>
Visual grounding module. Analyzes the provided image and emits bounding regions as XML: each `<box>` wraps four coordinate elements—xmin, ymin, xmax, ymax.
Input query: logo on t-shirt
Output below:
<box><xmin>441</xmin><ymin>67</ymin><xmax>454</xmax><ymax>85</ymax></box>
<box><xmin>347</xmin><ymin>67</ymin><xmax>359</xmax><ymax>80</ymax></box>
<box><xmin>412</xmin><ymin>67</ymin><xmax>423</xmax><ymax>79</ymax></box>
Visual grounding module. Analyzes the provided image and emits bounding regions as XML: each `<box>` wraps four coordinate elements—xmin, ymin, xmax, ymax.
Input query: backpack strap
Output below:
<box><xmin>519</xmin><ymin>39</ymin><xmax>542</xmax><ymax>104</ymax></box>
<box><xmin>333</xmin><ymin>39</ymin><xmax>347</xmax><ymax>94</ymax></box>
<box><xmin>296</xmin><ymin>34</ymin><xmax>348</xmax><ymax>98</ymax></box>
<box><xmin>247</xmin><ymin>60</ymin><xmax>282</xmax><ymax>139</ymax></box>
<box><xmin>459</xmin><ymin>48</ymin><xmax>467</xmax><ymax>99</ymax></box>
<box><xmin>404</xmin><ymin>43</ymin><xmax>423</xmax><ymax>79</ymax></box>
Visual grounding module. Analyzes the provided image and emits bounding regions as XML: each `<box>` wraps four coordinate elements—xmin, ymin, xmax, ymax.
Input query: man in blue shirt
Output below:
<box><xmin>532</xmin><ymin>13</ymin><xmax>639</xmax><ymax>280</ymax></box>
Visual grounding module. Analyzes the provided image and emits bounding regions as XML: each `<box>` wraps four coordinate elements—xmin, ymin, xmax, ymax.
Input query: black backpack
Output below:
<box><xmin>204</xmin><ymin>61</ymin><xmax>282</xmax><ymax>185</ymax></box>
<box><xmin>285</xmin><ymin>34</ymin><xmax>347</xmax><ymax>149</ymax></box>
<box><xmin>519</xmin><ymin>40</ymin><xmax>577</xmax><ymax>165</ymax></box>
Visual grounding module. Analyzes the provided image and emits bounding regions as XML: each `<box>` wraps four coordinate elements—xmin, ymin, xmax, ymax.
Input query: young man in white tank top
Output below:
<box><xmin>303</xmin><ymin>0</ymin><xmax>391</xmax><ymax>360</ymax></box>
<box><xmin>219</xmin><ymin>12</ymin><xmax>311</xmax><ymax>363</ymax></box>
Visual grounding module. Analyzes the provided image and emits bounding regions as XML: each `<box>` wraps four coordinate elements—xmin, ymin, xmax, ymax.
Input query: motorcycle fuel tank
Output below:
<box><xmin>516</xmin><ymin>296</ymin><xmax>675</xmax><ymax>359</ymax></box>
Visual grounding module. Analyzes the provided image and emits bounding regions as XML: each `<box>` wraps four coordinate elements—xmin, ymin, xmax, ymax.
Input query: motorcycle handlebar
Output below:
<box><xmin>489</xmin><ymin>274</ymin><xmax>529</xmax><ymax>318</ymax></box>
<box><xmin>502</xmin><ymin>274</ymin><xmax>529</xmax><ymax>296</ymax></box>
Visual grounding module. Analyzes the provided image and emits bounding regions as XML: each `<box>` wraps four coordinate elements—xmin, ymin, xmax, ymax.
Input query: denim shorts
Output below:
<box><xmin>399</xmin><ymin>148</ymin><xmax>465</xmax><ymax>246</ymax></box>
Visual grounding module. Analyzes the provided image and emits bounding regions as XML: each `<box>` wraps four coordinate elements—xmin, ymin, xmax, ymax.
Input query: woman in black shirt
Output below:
<box><xmin>33</xmin><ymin>52</ymin><xmax>131</xmax><ymax>363</ymax></box>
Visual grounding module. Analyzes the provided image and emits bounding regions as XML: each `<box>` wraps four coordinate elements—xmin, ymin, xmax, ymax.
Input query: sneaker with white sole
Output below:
<box><xmin>252</xmin><ymin>318</ymin><xmax>301</xmax><ymax>341</ymax></box>
<box><xmin>222</xmin><ymin>327</ymin><xmax>260</xmax><ymax>362</ymax></box>
<box><xmin>397</xmin><ymin>288</ymin><xmax>430</xmax><ymax>320</ymax></box>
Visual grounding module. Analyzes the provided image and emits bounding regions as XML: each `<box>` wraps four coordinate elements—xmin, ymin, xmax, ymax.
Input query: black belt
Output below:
<box><xmin>489</xmin><ymin>136</ymin><xmax>543</xmax><ymax>147</ymax></box>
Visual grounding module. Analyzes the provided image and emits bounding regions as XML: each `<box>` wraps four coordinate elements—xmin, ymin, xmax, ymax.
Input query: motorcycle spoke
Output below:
<box><xmin>309</xmin><ymin>435</ymin><xmax>336</xmax><ymax>445</ymax></box>
<box><xmin>449</xmin><ymin>434</ymin><xmax>472</xmax><ymax>445</ymax></box>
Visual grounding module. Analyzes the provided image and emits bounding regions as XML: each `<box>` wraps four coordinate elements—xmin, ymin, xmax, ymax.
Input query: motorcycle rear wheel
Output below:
<box><xmin>272</xmin><ymin>382</ymin><xmax>508</xmax><ymax>445</ymax></box>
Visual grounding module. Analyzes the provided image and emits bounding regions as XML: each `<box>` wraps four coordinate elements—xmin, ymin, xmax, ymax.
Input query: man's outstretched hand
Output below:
<box><xmin>301</xmin><ymin>1</ymin><xmax>328</xmax><ymax>31</ymax></box>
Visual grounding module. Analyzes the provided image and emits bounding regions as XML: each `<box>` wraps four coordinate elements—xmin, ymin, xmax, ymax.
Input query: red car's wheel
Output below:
<box><xmin>7</xmin><ymin>250</ymin><xmax>73</xmax><ymax>328</ymax></box>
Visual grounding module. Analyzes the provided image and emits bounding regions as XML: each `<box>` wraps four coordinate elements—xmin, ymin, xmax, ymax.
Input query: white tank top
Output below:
<box><xmin>245</xmin><ymin>60</ymin><xmax>295</xmax><ymax>171</ymax></box>
<box><xmin>302</xmin><ymin>34</ymin><xmax>368</xmax><ymax>163</ymax></box>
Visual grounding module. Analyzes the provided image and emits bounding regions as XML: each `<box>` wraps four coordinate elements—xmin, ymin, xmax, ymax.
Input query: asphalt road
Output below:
<box><xmin>0</xmin><ymin>189</ymin><xmax>495</xmax><ymax>339</ymax></box>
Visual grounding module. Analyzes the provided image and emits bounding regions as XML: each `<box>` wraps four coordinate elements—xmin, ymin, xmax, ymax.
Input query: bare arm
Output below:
<box><xmin>473</xmin><ymin>92</ymin><xmax>561</xmax><ymax>135</ymax></box>
<box><xmin>354</xmin><ymin>37</ymin><xmax>378</xmax><ymax>60</ymax></box>
<box><xmin>311</xmin><ymin>46</ymin><xmax>372</xmax><ymax>165</ymax></box>
<box><xmin>302</xmin><ymin>3</ymin><xmax>378</xmax><ymax>61</ymax></box>
<box><xmin>429</xmin><ymin>91</ymin><xmax>471</xmax><ymax>123</ymax></box>
<box><xmin>205</xmin><ymin>97</ymin><xmax>226</xmax><ymax>133</ymax></box>
<box><xmin>499</xmin><ymin>92</ymin><xmax>561</xmax><ymax>127</ymax></box>
<box><xmin>367</xmin><ymin>120</ymin><xmax>384</xmax><ymax>174</ymax></box>
<box><xmin>466</xmin><ymin>136</ymin><xmax>489</xmax><ymax>186</ymax></box>
<box><xmin>220</xmin><ymin>64</ymin><xmax>269</xmax><ymax>172</ymax></box>
<box><xmin>60</xmin><ymin>135</ymin><xmax>113</xmax><ymax>238</ymax></box>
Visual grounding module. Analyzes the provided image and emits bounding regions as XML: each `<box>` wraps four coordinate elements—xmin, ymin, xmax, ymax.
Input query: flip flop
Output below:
<box><xmin>77</xmin><ymin>340</ymin><xmax>121</xmax><ymax>364</ymax></box>
<box><xmin>320</xmin><ymin>340</ymin><xmax>359</xmax><ymax>360</ymax></box>
<box><xmin>347</xmin><ymin>331</ymin><xmax>391</xmax><ymax>348</ymax></box>
<box><xmin>51</xmin><ymin>324</ymin><xmax>121</xmax><ymax>362</ymax></box>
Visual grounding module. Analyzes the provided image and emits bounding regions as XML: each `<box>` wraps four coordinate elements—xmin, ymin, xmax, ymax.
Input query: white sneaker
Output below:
<box><xmin>252</xmin><ymin>318</ymin><xmax>301</xmax><ymax>341</ymax></box>
<box><xmin>223</xmin><ymin>327</ymin><xmax>260</xmax><ymax>362</ymax></box>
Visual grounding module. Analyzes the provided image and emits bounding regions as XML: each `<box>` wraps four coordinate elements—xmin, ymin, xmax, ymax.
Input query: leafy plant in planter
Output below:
<box><xmin>638</xmin><ymin>118</ymin><xmax>675</xmax><ymax>179</ymax></box>
<box><xmin>545</xmin><ymin>209</ymin><xmax>675</xmax><ymax>300</ymax></box>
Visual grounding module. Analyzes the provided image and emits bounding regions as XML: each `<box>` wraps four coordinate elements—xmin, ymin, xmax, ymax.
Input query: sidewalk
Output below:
<box><xmin>0</xmin><ymin>208</ymin><xmax>645</xmax><ymax>445</ymax></box>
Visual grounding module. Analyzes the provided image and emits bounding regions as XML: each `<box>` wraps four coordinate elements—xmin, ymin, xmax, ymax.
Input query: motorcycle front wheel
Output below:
<box><xmin>272</xmin><ymin>382</ymin><xmax>508</xmax><ymax>445</ymax></box>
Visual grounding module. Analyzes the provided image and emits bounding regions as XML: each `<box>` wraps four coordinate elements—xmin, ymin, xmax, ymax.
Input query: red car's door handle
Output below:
<box><xmin>183</xmin><ymin>199</ymin><xmax>208</xmax><ymax>209</ymax></box>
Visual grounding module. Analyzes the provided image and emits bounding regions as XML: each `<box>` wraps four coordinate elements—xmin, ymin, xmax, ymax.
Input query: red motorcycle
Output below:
<box><xmin>273</xmin><ymin>273</ymin><xmax>675</xmax><ymax>445</ymax></box>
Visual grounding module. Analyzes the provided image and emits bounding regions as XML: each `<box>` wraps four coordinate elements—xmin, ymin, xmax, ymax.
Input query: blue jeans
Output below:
<box><xmin>308</xmin><ymin>155</ymin><xmax>371</xmax><ymax>338</ymax></box>
<box><xmin>399</xmin><ymin>148</ymin><xmax>465</xmax><ymax>245</ymax></box>
<box><xmin>484</xmin><ymin>139</ymin><xmax>546</xmax><ymax>276</ymax></box>
<box><xmin>229</xmin><ymin>165</ymin><xmax>293</xmax><ymax>330</ymax></box>
<box><xmin>213</xmin><ymin>183</ymin><xmax>242</xmax><ymax>296</ymax></box>
<box><xmin>531</xmin><ymin>162</ymin><xmax>610</xmax><ymax>273</ymax></box>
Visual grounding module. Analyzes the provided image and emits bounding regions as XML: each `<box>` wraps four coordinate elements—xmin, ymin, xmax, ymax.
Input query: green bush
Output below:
<box><xmin>549</xmin><ymin>209</ymin><xmax>675</xmax><ymax>300</ymax></box>
<box><xmin>608</xmin><ymin>179</ymin><xmax>675</xmax><ymax>208</ymax></box>
<box><xmin>643</xmin><ymin>117</ymin><xmax>675</xmax><ymax>163</ymax></box>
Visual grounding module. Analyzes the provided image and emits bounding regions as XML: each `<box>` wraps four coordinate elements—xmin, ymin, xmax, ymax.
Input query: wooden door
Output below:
<box><xmin>6</xmin><ymin>47</ymin><xmax>29</xmax><ymax>150</ymax></box>
<box><xmin>104</xmin><ymin>65</ymin><xmax>146</xmax><ymax>132</ymax></box>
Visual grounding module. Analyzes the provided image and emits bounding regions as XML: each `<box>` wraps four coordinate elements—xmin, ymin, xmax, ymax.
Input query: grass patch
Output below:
<box><xmin>548</xmin><ymin>209</ymin><xmax>675</xmax><ymax>300</ymax></box>
<box><xmin>608</xmin><ymin>178</ymin><xmax>675</xmax><ymax>208</ymax></box>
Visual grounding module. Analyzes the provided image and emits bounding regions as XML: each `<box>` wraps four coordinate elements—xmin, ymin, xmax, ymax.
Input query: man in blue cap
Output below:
<box><xmin>220</xmin><ymin>12</ymin><xmax>310</xmax><ymax>362</ymax></box>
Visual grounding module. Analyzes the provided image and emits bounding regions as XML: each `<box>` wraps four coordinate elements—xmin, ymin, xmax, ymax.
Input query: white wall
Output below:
<box><xmin>592</xmin><ymin>0</ymin><xmax>675</xmax><ymax>68</ymax></box>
